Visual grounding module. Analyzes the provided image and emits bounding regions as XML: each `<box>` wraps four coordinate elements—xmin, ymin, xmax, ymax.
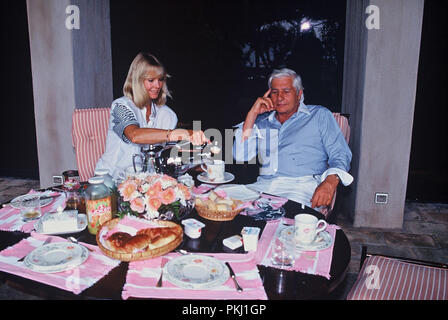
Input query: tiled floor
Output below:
<box><xmin>1</xmin><ymin>176</ymin><xmax>447</xmax><ymax>300</ymax></box>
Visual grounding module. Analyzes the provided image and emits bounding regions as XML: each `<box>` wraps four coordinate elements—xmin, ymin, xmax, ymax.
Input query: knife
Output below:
<box><xmin>25</xmin><ymin>194</ymin><xmax>61</xmax><ymax>202</ymax></box>
<box><xmin>225</xmin><ymin>262</ymin><xmax>243</xmax><ymax>292</ymax></box>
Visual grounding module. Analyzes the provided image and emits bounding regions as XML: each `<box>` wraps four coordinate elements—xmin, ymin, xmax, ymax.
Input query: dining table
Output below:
<box><xmin>0</xmin><ymin>169</ymin><xmax>351</xmax><ymax>301</ymax></box>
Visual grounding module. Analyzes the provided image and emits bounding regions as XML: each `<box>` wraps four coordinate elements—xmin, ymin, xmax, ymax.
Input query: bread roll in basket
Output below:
<box><xmin>96</xmin><ymin>218</ymin><xmax>183</xmax><ymax>261</ymax></box>
<box><xmin>195</xmin><ymin>191</ymin><xmax>243</xmax><ymax>221</ymax></box>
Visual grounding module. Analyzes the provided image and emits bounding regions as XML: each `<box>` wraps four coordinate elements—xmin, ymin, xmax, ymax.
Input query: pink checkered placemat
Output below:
<box><xmin>254</xmin><ymin>218</ymin><xmax>339</xmax><ymax>279</ymax></box>
<box><xmin>0</xmin><ymin>190</ymin><xmax>66</xmax><ymax>232</ymax></box>
<box><xmin>122</xmin><ymin>252</ymin><xmax>267</xmax><ymax>300</ymax></box>
<box><xmin>0</xmin><ymin>232</ymin><xmax>120</xmax><ymax>295</ymax></box>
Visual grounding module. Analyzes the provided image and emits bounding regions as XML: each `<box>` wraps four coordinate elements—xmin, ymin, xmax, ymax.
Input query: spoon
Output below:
<box><xmin>175</xmin><ymin>249</ymin><xmax>189</xmax><ymax>255</ymax></box>
<box><xmin>68</xmin><ymin>237</ymin><xmax>94</xmax><ymax>252</ymax></box>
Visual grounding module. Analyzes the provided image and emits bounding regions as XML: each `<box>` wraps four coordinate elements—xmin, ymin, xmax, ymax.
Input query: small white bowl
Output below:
<box><xmin>181</xmin><ymin>218</ymin><xmax>205</xmax><ymax>239</ymax></box>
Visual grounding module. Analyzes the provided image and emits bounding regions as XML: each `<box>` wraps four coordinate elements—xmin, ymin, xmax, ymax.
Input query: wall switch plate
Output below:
<box><xmin>52</xmin><ymin>175</ymin><xmax>64</xmax><ymax>185</ymax></box>
<box><xmin>375</xmin><ymin>192</ymin><xmax>389</xmax><ymax>204</ymax></box>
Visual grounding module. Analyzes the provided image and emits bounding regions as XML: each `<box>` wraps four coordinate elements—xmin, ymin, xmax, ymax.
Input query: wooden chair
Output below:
<box><xmin>71</xmin><ymin>108</ymin><xmax>110</xmax><ymax>182</ymax></box>
<box><xmin>346</xmin><ymin>246</ymin><xmax>448</xmax><ymax>300</ymax></box>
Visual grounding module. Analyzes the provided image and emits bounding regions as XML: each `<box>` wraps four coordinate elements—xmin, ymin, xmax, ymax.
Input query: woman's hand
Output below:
<box><xmin>188</xmin><ymin>129</ymin><xmax>209</xmax><ymax>145</ymax></box>
<box><xmin>169</xmin><ymin>129</ymin><xmax>209</xmax><ymax>145</ymax></box>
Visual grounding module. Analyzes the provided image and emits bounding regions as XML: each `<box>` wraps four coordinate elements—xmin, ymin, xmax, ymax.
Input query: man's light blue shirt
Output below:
<box><xmin>233</xmin><ymin>102</ymin><xmax>353</xmax><ymax>186</ymax></box>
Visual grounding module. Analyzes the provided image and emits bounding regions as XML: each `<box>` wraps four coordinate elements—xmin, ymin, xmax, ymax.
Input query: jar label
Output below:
<box><xmin>86</xmin><ymin>197</ymin><xmax>112</xmax><ymax>234</ymax></box>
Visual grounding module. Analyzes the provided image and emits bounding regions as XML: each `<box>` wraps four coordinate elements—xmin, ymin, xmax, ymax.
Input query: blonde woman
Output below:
<box><xmin>96</xmin><ymin>52</ymin><xmax>207</xmax><ymax>180</ymax></box>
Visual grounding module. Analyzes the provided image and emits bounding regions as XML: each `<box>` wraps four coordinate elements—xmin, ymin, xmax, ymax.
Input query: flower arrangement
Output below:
<box><xmin>117</xmin><ymin>173</ymin><xmax>192</xmax><ymax>220</ymax></box>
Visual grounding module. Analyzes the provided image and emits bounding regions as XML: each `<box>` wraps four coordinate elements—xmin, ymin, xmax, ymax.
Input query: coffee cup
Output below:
<box><xmin>201</xmin><ymin>159</ymin><xmax>225</xmax><ymax>182</ymax></box>
<box><xmin>294</xmin><ymin>214</ymin><xmax>328</xmax><ymax>244</ymax></box>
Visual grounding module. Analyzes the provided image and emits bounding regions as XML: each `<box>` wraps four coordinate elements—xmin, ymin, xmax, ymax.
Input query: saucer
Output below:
<box><xmin>197</xmin><ymin>172</ymin><xmax>235</xmax><ymax>184</ymax></box>
<box><xmin>280</xmin><ymin>226</ymin><xmax>333</xmax><ymax>251</ymax></box>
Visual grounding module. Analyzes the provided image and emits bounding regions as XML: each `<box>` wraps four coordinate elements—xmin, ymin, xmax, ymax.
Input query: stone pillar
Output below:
<box><xmin>71</xmin><ymin>0</ymin><xmax>113</xmax><ymax>109</ymax></box>
<box><xmin>342</xmin><ymin>0</ymin><xmax>424</xmax><ymax>228</ymax></box>
<box><xmin>26</xmin><ymin>0</ymin><xmax>112</xmax><ymax>188</ymax></box>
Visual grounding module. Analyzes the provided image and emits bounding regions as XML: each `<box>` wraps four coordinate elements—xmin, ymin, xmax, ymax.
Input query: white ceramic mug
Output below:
<box><xmin>294</xmin><ymin>214</ymin><xmax>328</xmax><ymax>244</ymax></box>
<box><xmin>201</xmin><ymin>159</ymin><xmax>225</xmax><ymax>181</ymax></box>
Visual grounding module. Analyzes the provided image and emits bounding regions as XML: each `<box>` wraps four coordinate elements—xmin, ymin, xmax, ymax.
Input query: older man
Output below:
<box><xmin>233</xmin><ymin>68</ymin><xmax>353</xmax><ymax>211</ymax></box>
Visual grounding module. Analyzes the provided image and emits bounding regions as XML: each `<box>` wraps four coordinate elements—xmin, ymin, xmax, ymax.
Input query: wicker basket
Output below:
<box><xmin>195</xmin><ymin>204</ymin><xmax>243</xmax><ymax>221</ymax></box>
<box><xmin>96</xmin><ymin>218</ymin><xmax>183</xmax><ymax>261</ymax></box>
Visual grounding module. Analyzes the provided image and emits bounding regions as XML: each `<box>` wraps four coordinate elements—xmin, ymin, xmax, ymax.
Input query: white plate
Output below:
<box><xmin>197</xmin><ymin>172</ymin><xmax>235</xmax><ymax>184</ymax></box>
<box><xmin>10</xmin><ymin>194</ymin><xmax>55</xmax><ymax>209</ymax></box>
<box><xmin>34</xmin><ymin>214</ymin><xmax>87</xmax><ymax>235</ymax></box>
<box><xmin>165</xmin><ymin>254</ymin><xmax>230</xmax><ymax>290</ymax></box>
<box><xmin>212</xmin><ymin>184</ymin><xmax>260</xmax><ymax>201</ymax></box>
<box><xmin>23</xmin><ymin>242</ymin><xmax>89</xmax><ymax>273</ymax></box>
<box><xmin>280</xmin><ymin>226</ymin><xmax>333</xmax><ymax>252</ymax></box>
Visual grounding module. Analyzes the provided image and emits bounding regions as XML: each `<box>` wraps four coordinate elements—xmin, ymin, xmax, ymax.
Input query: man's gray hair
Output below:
<box><xmin>268</xmin><ymin>68</ymin><xmax>304</xmax><ymax>102</ymax></box>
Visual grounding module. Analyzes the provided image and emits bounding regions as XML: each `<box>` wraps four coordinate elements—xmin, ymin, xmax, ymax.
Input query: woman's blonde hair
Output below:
<box><xmin>123</xmin><ymin>52</ymin><xmax>171</xmax><ymax>108</ymax></box>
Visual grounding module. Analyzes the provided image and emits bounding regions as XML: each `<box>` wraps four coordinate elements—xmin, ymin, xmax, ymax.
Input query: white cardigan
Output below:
<box><xmin>95</xmin><ymin>96</ymin><xmax>177</xmax><ymax>180</ymax></box>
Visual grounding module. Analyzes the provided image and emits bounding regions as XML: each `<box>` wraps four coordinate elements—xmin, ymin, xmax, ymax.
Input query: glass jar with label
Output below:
<box><xmin>94</xmin><ymin>169</ymin><xmax>117</xmax><ymax>218</ymax></box>
<box><xmin>84</xmin><ymin>176</ymin><xmax>112</xmax><ymax>235</ymax></box>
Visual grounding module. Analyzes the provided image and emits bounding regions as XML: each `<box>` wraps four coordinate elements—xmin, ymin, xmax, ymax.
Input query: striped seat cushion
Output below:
<box><xmin>332</xmin><ymin>112</ymin><xmax>350</xmax><ymax>144</ymax></box>
<box><xmin>321</xmin><ymin>113</ymin><xmax>350</xmax><ymax>218</ymax></box>
<box><xmin>72</xmin><ymin>108</ymin><xmax>110</xmax><ymax>182</ymax></box>
<box><xmin>347</xmin><ymin>255</ymin><xmax>448</xmax><ymax>300</ymax></box>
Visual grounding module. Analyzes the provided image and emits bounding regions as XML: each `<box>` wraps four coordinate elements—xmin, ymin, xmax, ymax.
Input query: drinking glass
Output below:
<box><xmin>270</xmin><ymin>236</ymin><xmax>296</xmax><ymax>268</ymax></box>
<box><xmin>21</xmin><ymin>195</ymin><xmax>42</xmax><ymax>221</ymax></box>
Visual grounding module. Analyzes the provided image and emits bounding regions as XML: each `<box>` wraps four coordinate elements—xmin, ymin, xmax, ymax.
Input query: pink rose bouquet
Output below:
<box><xmin>117</xmin><ymin>173</ymin><xmax>192</xmax><ymax>220</ymax></box>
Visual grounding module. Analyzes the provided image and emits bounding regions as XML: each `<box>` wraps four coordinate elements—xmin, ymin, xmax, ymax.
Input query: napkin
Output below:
<box><xmin>100</xmin><ymin>215</ymin><xmax>166</xmax><ymax>240</ymax></box>
<box><xmin>254</xmin><ymin>218</ymin><xmax>339</xmax><ymax>279</ymax></box>
<box><xmin>0</xmin><ymin>190</ymin><xmax>66</xmax><ymax>232</ymax></box>
<box><xmin>192</xmin><ymin>184</ymin><xmax>216</xmax><ymax>195</ymax></box>
<box><xmin>122</xmin><ymin>252</ymin><xmax>268</xmax><ymax>300</ymax></box>
<box><xmin>0</xmin><ymin>232</ymin><xmax>120</xmax><ymax>295</ymax></box>
<box><xmin>193</xmin><ymin>184</ymin><xmax>258</xmax><ymax>200</ymax></box>
<box><xmin>240</xmin><ymin>194</ymin><xmax>288</xmax><ymax>221</ymax></box>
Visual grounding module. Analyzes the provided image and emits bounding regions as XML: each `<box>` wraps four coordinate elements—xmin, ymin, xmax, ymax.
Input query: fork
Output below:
<box><xmin>156</xmin><ymin>257</ymin><xmax>169</xmax><ymax>287</ymax></box>
<box><xmin>17</xmin><ymin>237</ymin><xmax>51</xmax><ymax>262</ymax></box>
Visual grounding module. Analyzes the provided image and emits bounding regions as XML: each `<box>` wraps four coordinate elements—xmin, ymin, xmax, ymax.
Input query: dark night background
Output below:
<box><xmin>1</xmin><ymin>0</ymin><xmax>447</xmax><ymax>203</ymax></box>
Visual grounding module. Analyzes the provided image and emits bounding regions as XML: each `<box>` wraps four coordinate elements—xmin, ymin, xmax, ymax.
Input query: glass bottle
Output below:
<box><xmin>84</xmin><ymin>176</ymin><xmax>112</xmax><ymax>235</ymax></box>
<box><xmin>63</xmin><ymin>179</ymin><xmax>85</xmax><ymax>213</ymax></box>
<box><xmin>94</xmin><ymin>169</ymin><xmax>117</xmax><ymax>217</ymax></box>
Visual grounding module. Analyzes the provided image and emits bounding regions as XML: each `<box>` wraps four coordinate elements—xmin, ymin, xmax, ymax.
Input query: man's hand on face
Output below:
<box><xmin>250</xmin><ymin>89</ymin><xmax>275</xmax><ymax>116</ymax></box>
<box><xmin>242</xmin><ymin>89</ymin><xmax>275</xmax><ymax>141</ymax></box>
